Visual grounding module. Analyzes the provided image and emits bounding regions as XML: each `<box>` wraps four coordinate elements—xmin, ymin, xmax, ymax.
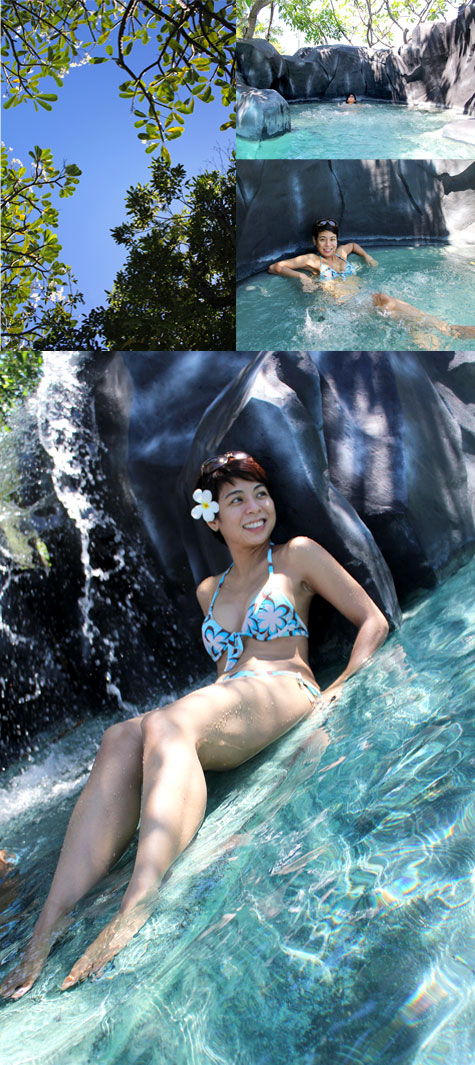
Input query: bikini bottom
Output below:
<box><xmin>217</xmin><ymin>669</ymin><xmax>321</xmax><ymax>707</ymax></box>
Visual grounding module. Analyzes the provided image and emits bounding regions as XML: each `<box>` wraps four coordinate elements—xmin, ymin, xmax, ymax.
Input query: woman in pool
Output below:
<box><xmin>269</xmin><ymin>220</ymin><xmax>475</xmax><ymax>339</ymax></box>
<box><xmin>1</xmin><ymin>452</ymin><xmax>389</xmax><ymax>999</ymax></box>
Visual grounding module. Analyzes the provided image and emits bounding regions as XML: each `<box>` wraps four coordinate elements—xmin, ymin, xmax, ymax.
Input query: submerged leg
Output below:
<box><xmin>0</xmin><ymin>719</ymin><xmax>144</xmax><ymax>1000</ymax></box>
<box><xmin>61</xmin><ymin>711</ymin><xmax>207</xmax><ymax>988</ymax></box>
<box><xmin>372</xmin><ymin>291</ymin><xmax>475</xmax><ymax>339</ymax></box>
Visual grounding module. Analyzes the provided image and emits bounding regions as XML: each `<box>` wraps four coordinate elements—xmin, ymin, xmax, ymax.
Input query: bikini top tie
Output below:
<box><xmin>201</xmin><ymin>545</ymin><xmax>309</xmax><ymax>672</ymax></box>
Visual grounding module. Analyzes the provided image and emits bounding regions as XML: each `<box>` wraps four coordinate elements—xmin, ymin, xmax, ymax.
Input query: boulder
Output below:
<box><xmin>237</xmin><ymin>87</ymin><xmax>291</xmax><ymax>141</ymax></box>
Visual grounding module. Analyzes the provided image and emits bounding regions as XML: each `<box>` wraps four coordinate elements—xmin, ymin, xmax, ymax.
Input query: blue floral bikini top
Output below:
<box><xmin>319</xmin><ymin>254</ymin><xmax>356</xmax><ymax>280</ymax></box>
<box><xmin>202</xmin><ymin>545</ymin><xmax>309</xmax><ymax>672</ymax></box>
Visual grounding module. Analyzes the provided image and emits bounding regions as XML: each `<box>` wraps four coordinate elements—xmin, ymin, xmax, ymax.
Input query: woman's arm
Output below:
<box><xmin>268</xmin><ymin>254</ymin><xmax>319</xmax><ymax>292</ymax></box>
<box><xmin>340</xmin><ymin>242</ymin><xmax>378</xmax><ymax>267</ymax></box>
<box><xmin>292</xmin><ymin>537</ymin><xmax>389</xmax><ymax>699</ymax></box>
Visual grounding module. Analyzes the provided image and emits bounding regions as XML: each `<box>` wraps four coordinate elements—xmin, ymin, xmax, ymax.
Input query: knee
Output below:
<box><xmin>99</xmin><ymin>720</ymin><xmax>142</xmax><ymax>760</ymax></box>
<box><xmin>372</xmin><ymin>291</ymin><xmax>392</xmax><ymax>310</ymax></box>
<box><xmin>141</xmin><ymin>708</ymin><xmax>182</xmax><ymax>748</ymax></box>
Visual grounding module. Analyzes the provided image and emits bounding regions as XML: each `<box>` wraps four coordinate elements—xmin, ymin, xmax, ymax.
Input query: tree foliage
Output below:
<box><xmin>0</xmin><ymin>352</ymin><xmax>43</xmax><ymax>431</ymax></box>
<box><xmin>238</xmin><ymin>0</ymin><xmax>455</xmax><ymax>48</ymax></box>
<box><xmin>39</xmin><ymin>156</ymin><xmax>236</xmax><ymax>350</ymax></box>
<box><xmin>2</xmin><ymin>0</ymin><xmax>235</xmax><ymax>156</ymax></box>
<box><xmin>1</xmin><ymin>144</ymin><xmax>83</xmax><ymax>349</ymax></box>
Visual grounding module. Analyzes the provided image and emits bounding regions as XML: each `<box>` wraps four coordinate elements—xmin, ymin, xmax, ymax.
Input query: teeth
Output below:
<box><xmin>244</xmin><ymin>520</ymin><xmax>264</xmax><ymax>529</ymax></box>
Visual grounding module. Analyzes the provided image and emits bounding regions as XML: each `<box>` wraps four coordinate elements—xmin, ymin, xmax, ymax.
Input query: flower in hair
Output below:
<box><xmin>191</xmin><ymin>489</ymin><xmax>219</xmax><ymax>522</ymax></box>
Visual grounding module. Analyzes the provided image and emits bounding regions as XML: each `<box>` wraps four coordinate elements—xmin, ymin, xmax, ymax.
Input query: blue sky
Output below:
<box><xmin>4</xmin><ymin>56</ymin><xmax>233</xmax><ymax>314</ymax></box>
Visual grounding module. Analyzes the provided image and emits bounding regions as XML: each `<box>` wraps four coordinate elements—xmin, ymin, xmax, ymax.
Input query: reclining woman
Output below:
<box><xmin>269</xmin><ymin>219</ymin><xmax>475</xmax><ymax>339</ymax></box>
<box><xmin>1</xmin><ymin>451</ymin><xmax>389</xmax><ymax>999</ymax></box>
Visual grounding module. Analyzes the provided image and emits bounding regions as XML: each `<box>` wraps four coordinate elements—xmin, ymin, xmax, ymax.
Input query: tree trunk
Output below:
<box><xmin>241</xmin><ymin>0</ymin><xmax>272</xmax><ymax>39</ymax></box>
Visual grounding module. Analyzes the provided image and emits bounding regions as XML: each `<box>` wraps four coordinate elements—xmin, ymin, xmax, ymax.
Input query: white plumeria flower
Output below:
<box><xmin>191</xmin><ymin>489</ymin><xmax>219</xmax><ymax>522</ymax></box>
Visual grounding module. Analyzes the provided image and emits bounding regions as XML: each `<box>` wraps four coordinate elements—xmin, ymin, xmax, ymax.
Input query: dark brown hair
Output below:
<box><xmin>194</xmin><ymin>453</ymin><xmax>270</xmax><ymax>542</ymax></box>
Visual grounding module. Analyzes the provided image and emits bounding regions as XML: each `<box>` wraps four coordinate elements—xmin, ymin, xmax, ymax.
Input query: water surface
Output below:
<box><xmin>237</xmin><ymin>245</ymin><xmax>475</xmax><ymax>351</ymax></box>
<box><xmin>1</xmin><ymin>559</ymin><xmax>475</xmax><ymax>1064</ymax></box>
<box><xmin>237</xmin><ymin>101</ymin><xmax>474</xmax><ymax>160</ymax></box>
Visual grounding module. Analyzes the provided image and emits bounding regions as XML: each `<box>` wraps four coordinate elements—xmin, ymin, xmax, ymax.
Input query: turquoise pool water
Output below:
<box><xmin>237</xmin><ymin>245</ymin><xmax>475</xmax><ymax>351</ymax></box>
<box><xmin>1</xmin><ymin>558</ymin><xmax>475</xmax><ymax>1064</ymax></box>
<box><xmin>237</xmin><ymin>101</ymin><xmax>475</xmax><ymax>159</ymax></box>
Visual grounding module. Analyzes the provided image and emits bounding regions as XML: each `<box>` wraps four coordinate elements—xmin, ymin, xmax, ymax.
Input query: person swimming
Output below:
<box><xmin>268</xmin><ymin>219</ymin><xmax>475</xmax><ymax>340</ymax></box>
<box><xmin>0</xmin><ymin>451</ymin><xmax>389</xmax><ymax>998</ymax></box>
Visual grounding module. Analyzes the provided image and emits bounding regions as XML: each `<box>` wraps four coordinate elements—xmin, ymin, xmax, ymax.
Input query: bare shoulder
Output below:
<box><xmin>196</xmin><ymin>574</ymin><xmax>220</xmax><ymax>614</ymax></box>
<box><xmin>282</xmin><ymin>537</ymin><xmax>388</xmax><ymax>628</ymax></box>
<box><xmin>279</xmin><ymin>536</ymin><xmax>330</xmax><ymax>575</ymax></box>
<box><xmin>338</xmin><ymin>243</ymin><xmax>352</xmax><ymax>256</ymax></box>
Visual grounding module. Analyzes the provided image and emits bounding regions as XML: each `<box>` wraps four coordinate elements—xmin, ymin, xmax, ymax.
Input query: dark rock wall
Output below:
<box><xmin>237</xmin><ymin>7</ymin><xmax>475</xmax><ymax>121</ymax></box>
<box><xmin>236</xmin><ymin>159</ymin><xmax>475</xmax><ymax>280</ymax></box>
<box><xmin>237</xmin><ymin>39</ymin><xmax>404</xmax><ymax>104</ymax></box>
<box><xmin>2</xmin><ymin>351</ymin><xmax>474</xmax><ymax>759</ymax></box>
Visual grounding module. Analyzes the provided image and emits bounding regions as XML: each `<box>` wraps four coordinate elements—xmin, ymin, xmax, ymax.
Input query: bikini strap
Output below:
<box><xmin>209</xmin><ymin>562</ymin><xmax>233</xmax><ymax>611</ymax></box>
<box><xmin>267</xmin><ymin>544</ymin><xmax>274</xmax><ymax>575</ymax></box>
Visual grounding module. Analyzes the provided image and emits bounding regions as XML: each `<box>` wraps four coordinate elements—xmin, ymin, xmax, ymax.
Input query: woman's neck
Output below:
<box><xmin>226</xmin><ymin>539</ymin><xmax>271</xmax><ymax>579</ymax></box>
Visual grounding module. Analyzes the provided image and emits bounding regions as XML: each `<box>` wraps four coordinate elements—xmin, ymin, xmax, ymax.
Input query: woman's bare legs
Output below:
<box><xmin>60</xmin><ymin>674</ymin><xmax>315</xmax><ymax>986</ymax></box>
<box><xmin>0</xmin><ymin>719</ymin><xmax>144</xmax><ymax>1000</ymax></box>
<box><xmin>1</xmin><ymin>673</ymin><xmax>315</xmax><ymax>994</ymax></box>
<box><xmin>372</xmin><ymin>291</ymin><xmax>475</xmax><ymax>339</ymax></box>
<box><xmin>61</xmin><ymin>710</ymin><xmax>207</xmax><ymax>987</ymax></box>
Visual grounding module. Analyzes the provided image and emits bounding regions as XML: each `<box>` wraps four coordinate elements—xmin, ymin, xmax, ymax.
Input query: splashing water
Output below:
<box><xmin>237</xmin><ymin>246</ymin><xmax>475</xmax><ymax>352</ymax></box>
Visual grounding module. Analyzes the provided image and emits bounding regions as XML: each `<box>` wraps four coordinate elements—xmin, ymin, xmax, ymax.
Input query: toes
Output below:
<box><xmin>10</xmin><ymin>983</ymin><xmax>34</xmax><ymax>1001</ymax></box>
<box><xmin>0</xmin><ymin>971</ymin><xmax>34</xmax><ymax>1001</ymax></box>
<box><xmin>60</xmin><ymin>959</ymin><xmax>89</xmax><ymax>991</ymax></box>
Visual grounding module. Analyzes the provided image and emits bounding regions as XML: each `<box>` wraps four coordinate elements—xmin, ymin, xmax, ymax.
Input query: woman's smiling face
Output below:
<box><xmin>315</xmin><ymin>229</ymin><xmax>338</xmax><ymax>257</ymax></box>
<box><xmin>210</xmin><ymin>477</ymin><xmax>276</xmax><ymax>545</ymax></box>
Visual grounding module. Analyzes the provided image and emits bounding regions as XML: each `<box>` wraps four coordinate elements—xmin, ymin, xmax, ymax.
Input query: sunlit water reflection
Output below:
<box><xmin>1</xmin><ymin>559</ymin><xmax>474</xmax><ymax>1064</ymax></box>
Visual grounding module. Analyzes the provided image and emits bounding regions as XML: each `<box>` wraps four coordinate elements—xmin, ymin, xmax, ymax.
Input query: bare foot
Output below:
<box><xmin>0</xmin><ymin>925</ymin><xmax>55</xmax><ymax>1001</ymax></box>
<box><xmin>61</xmin><ymin>907</ymin><xmax>149</xmax><ymax>990</ymax></box>
<box><xmin>449</xmin><ymin>323</ymin><xmax>475</xmax><ymax>338</ymax></box>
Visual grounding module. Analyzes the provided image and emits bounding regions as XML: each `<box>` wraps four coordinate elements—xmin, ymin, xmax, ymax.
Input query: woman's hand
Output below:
<box><xmin>365</xmin><ymin>255</ymin><xmax>378</xmax><ymax>267</ymax></box>
<box><xmin>320</xmin><ymin>683</ymin><xmax>345</xmax><ymax>709</ymax></box>
<box><xmin>301</xmin><ymin>276</ymin><xmax>317</xmax><ymax>293</ymax></box>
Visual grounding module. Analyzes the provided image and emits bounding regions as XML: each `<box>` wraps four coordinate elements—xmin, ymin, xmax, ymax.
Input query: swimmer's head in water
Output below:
<box><xmin>346</xmin><ymin>93</ymin><xmax>357</xmax><ymax>103</ymax></box>
<box><xmin>194</xmin><ymin>453</ymin><xmax>271</xmax><ymax>542</ymax></box>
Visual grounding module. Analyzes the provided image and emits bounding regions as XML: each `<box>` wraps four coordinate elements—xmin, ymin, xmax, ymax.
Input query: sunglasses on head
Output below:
<box><xmin>316</xmin><ymin>219</ymin><xmax>338</xmax><ymax>228</ymax></box>
<box><xmin>201</xmin><ymin>451</ymin><xmax>250</xmax><ymax>475</ymax></box>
